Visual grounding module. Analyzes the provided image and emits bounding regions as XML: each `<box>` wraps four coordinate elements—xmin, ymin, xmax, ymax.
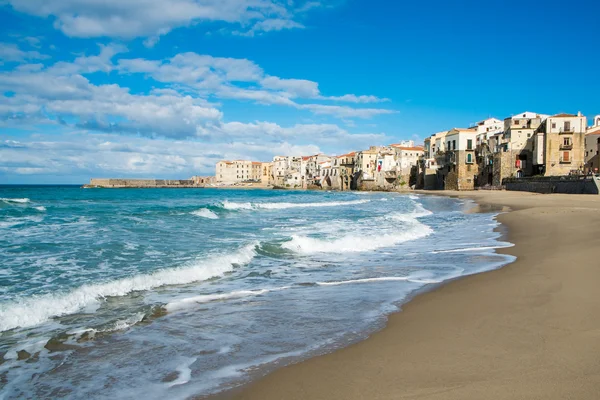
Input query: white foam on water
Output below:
<box><xmin>222</xmin><ymin>199</ymin><xmax>369</xmax><ymax>210</ymax></box>
<box><xmin>316</xmin><ymin>276</ymin><xmax>440</xmax><ymax>286</ymax></box>
<box><xmin>191</xmin><ymin>208</ymin><xmax>219</xmax><ymax>219</ymax></box>
<box><xmin>282</xmin><ymin>216</ymin><xmax>432</xmax><ymax>254</ymax></box>
<box><xmin>167</xmin><ymin>357</ymin><xmax>197</xmax><ymax>388</ymax></box>
<box><xmin>166</xmin><ymin>286</ymin><xmax>292</xmax><ymax>312</ymax></box>
<box><xmin>0</xmin><ymin>243</ymin><xmax>258</xmax><ymax>332</ymax></box>
<box><xmin>409</xmin><ymin>195</ymin><xmax>419</xmax><ymax>200</ymax></box>
<box><xmin>34</xmin><ymin>206</ymin><xmax>46</xmax><ymax>212</ymax></box>
<box><xmin>431</xmin><ymin>244</ymin><xmax>514</xmax><ymax>254</ymax></box>
<box><xmin>0</xmin><ymin>197</ymin><xmax>30</xmax><ymax>204</ymax></box>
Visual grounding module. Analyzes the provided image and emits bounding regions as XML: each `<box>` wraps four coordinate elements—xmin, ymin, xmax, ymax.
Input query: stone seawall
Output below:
<box><xmin>503</xmin><ymin>176</ymin><xmax>600</xmax><ymax>195</ymax></box>
<box><xmin>87</xmin><ymin>179</ymin><xmax>202</xmax><ymax>188</ymax></box>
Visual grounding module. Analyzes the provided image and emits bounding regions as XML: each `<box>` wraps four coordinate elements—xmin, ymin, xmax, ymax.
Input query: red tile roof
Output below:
<box><xmin>391</xmin><ymin>145</ymin><xmax>425</xmax><ymax>151</ymax></box>
<box><xmin>551</xmin><ymin>113</ymin><xmax>577</xmax><ymax>118</ymax></box>
<box><xmin>337</xmin><ymin>151</ymin><xmax>356</xmax><ymax>158</ymax></box>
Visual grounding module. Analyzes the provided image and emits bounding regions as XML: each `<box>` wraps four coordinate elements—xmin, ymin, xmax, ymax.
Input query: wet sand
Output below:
<box><xmin>215</xmin><ymin>191</ymin><xmax>600</xmax><ymax>400</ymax></box>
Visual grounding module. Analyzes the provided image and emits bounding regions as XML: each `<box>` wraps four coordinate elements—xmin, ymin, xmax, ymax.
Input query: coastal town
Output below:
<box><xmin>87</xmin><ymin>111</ymin><xmax>600</xmax><ymax>194</ymax></box>
<box><xmin>213</xmin><ymin>111</ymin><xmax>600</xmax><ymax>193</ymax></box>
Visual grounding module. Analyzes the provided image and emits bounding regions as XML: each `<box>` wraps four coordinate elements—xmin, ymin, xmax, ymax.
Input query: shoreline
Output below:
<box><xmin>211</xmin><ymin>190</ymin><xmax>600</xmax><ymax>400</ymax></box>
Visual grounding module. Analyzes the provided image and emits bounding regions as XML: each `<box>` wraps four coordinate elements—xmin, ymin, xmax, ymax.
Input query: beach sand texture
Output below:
<box><xmin>217</xmin><ymin>191</ymin><xmax>600</xmax><ymax>400</ymax></box>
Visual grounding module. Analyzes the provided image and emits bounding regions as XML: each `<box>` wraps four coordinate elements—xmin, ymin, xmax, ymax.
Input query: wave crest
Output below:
<box><xmin>0</xmin><ymin>243</ymin><xmax>258</xmax><ymax>332</ymax></box>
<box><xmin>1</xmin><ymin>198</ymin><xmax>30</xmax><ymax>204</ymax></box>
<box><xmin>221</xmin><ymin>199</ymin><xmax>369</xmax><ymax>210</ymax></box>
<box><xmin>191</xmin><ymin>208</ymin><xmax>219</xmax><ymax>219</ymax></box>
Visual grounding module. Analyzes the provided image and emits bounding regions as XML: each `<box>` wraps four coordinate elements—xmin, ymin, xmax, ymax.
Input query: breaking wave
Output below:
<box><xmin>282</xmin><ymin>207</ymin><xmax>433</xmax><ymax>254</ymax></box>
<box><xmin>316</xmin><ymin>276</ymin><xmax>440</xmax><ymax>286</ymax></box>
<box><xmin>191</xmin><ymin>208</ymin><xmax>219</xmax><ymax>219</ymax></box>
<box><xmin>0</xmin><ymin>243</ymin><xmax>258</xmax><ymax>332</ymax></box>
<box><xmin>221</xmin><ymin>199</ymin><xmax>369</xmax><ymax>210</ymax></box>
<box><xmin>1</xmin><ymin>197</ymin><xmax>30</xmax><ymax>204</ymax></box>
<box><xmin>166</xmin><ymin>286</ymin><xmax>292</xmax><ymax>312</ymax></box>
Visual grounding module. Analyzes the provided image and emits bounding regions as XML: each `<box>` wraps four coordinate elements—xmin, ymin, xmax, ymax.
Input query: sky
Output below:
<box><xmin>1</xmin><ymin>0</ymin><xmax>599</xmax><ymax>184</ymax></box>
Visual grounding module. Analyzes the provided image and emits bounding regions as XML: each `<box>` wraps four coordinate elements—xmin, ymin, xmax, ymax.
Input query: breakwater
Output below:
<box><xmin>86</xmin><ymin>178</ymin><xmax>204</xmax><ymax>188</ymax></box>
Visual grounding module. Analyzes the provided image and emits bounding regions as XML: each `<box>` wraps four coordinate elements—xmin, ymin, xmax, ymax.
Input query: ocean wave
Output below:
<box><xmin>191</xmin><ymin>208</ymin><xmax>219</xmax><ymax>219</ymax></box>
<box><xmin>34</xmin><ymin>206</ymin><xmax>46</xmax><ymax>212</ymax></box>
<box><xmin>0</xmin><ymin>197</ymin><xmax>30</xmax><ymax>204</ymax></box>
<box><xmin>282</xmin><ymin>216</ymin><xmax>432</xmax><ymax>254</ymax></box>
<box><xmin>221</xmin><ymin>199</ymin><xmax>369</xmax><ymax>210</ymax></box>
<box><xmin>0</xmin><ymin>243</ymin><xmax>258</xmax><ymax>332</ymax></box>
<box><xmin>431</xmin><ymin>244</ymin><xmax>513</xmax><ymax>254</ymax></box>
<box><xmin>316</xmin><ymin>276</ymin><xmax>440</xmax><ymax>286</ymax></box>
<box><xmin>166</xmin><ymin>286</ymin><xmax>292</xmax><ymax>312</ymax></box>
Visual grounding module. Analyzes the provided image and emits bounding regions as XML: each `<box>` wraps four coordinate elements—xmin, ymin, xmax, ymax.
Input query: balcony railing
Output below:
<box><xmin>560</xmin><ymin>144</ymin><xmax>573</xmax><ymax>150</ymax></box>
<box><xmin>559</xmin><ymin>127</ymin><xmax>574</xmax><ymax>134</ymax></box>
<box><xmin>559</xmin><ymin>157</ymin><xmax>572</xmax><ymax>164</ymax></box>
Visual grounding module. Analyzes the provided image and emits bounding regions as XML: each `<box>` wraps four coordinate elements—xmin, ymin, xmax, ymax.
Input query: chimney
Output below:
<box><xmin>577</xmin><ymin>111</ymin><xmax>582</xmax><ymax>117</ymax></box>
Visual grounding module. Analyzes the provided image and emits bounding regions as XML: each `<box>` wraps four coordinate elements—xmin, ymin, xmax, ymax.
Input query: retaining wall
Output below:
<box><xmin>503</xmin><ymin>176</ymin><xmax>600</xmax><ymax>195</ymax></box>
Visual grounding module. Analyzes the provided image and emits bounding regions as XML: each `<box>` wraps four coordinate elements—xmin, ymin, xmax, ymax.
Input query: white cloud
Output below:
<box><xmin>237</xmin><ymin>18</ymin><xmax>305</xmax><ymax>36</ymax></box>
<box><xmin>299</xmin><ymin>104</ymin><xmax>397</xmax><ymax>118</ymax></box>
<box><xmin>0</xmin><ymin>42</ymin><xmax>49</xmax><ymax>62</ymax></box>
<box><xmin>117</xmin><ymin>51</ymin><xmax>393</xmax><ymax>115</ymax></box>
<box><xmin>5</xmin><ymin>0</ymin><xmax>320</xmax><ymax>40</ymax></box>
<box><xmin>320</xmin><ymin>94</ymin><xmax>391</xmax><ymax>103</ymax></box>
<box><xmin>260</xmin><ymin>76</ymin><xmax>319</xmax><ymax>97</ymax></box>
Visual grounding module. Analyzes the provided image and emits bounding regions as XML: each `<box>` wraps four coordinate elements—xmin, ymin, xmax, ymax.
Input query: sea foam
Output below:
<box><xmin>166</xmin><ymin>286</ymin><xmax>292</xmax><ymax>312</ymax></box>
<box><xmin>0</xmin><ymin>197</ymin><xmax>30</xmax><ymax>204</ymax></box>
<box><xmin>221</xmin><ymin>199</ymin><xmax>369</xmax><ymax>210</ymax></box>
<box><xmin>282</xmin><ymin>209</ymin><xmax>433</xmax><ymax>254</ymax></box>
<box><xmin>191</xmin><ymin>208</ymin><xmax>219</xmax><ymax>219</ymax></box>
<box><xmin>0</xmin><ymin>243</ymin><xmax>258</xmax><ymax>332</ymax></box>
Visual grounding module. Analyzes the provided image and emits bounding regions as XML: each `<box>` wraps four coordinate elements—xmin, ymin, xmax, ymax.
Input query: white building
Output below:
<box><xmin>391</xmin><ymin>145</ymin><xmax>425</xmax><ymax>175</ymax></box>
<box><xmin>215</xmin><ymin>160</ymin><xmax>261</xmax><ymax>184</ymax></box>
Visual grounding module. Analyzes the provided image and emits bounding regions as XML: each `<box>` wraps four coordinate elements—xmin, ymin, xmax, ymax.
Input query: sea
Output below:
<box><xmin>0</xmin><ymin>186</ymin><xmax>515</xmax><ymax>399</ymax></box>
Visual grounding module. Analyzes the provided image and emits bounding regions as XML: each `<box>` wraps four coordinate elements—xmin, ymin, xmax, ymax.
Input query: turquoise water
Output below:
<box><xmin>0</xmin><ymin>186</ymin><xmax>514</xmax><ymax>399</ymax></box>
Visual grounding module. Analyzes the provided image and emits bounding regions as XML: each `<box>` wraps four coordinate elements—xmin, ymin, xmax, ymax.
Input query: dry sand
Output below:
<box><xmin>215</xmin><ymin>191</ymin><xmax>600</xmax><ymax>400</ymax></box>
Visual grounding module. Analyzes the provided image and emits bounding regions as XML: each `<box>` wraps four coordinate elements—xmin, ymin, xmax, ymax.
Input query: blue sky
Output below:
<box><xmin>1</xmin><ymin>0</ymin><xmax>599</xmax><ymax>184</ymax></box>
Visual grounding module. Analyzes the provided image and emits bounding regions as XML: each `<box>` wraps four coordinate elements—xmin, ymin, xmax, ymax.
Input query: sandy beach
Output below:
<box><xmin>215</xmin><ymin>191</ymin><xmax>600</xmax><ymax>400</ymax></box>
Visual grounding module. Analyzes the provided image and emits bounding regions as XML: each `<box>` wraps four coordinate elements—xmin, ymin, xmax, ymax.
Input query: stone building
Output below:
<box><xmin>585</xmin><ymin>116</ymin><xmax>600</xmax><ymax>173</ymax></box>
<box><xmin>534</xmin><ymin>113</ymin><xmax>587</xmax><ymax>176</ymax></box>
<box><xmin>436</xmin><ymin>128</ymin><xmax>478</xmax><ymax>190</ymax></box>
<box><xmin>215</xmin><ymin>160</ymin><xmax>264</xmax><ymax>184</ymax></box>
<box><xmin>331</xmin><ymin>152</ymin><xmax>356</xmax><ymax>190</ymax></box>
<box><xmin>260</xmin><ymin>162</ymin><xmax>273</xmax><ymax>185</ymax></box>
<box><xmin>191</xmin><ymin>176</ymin><xmax>215</xmax><ymax>185</ymax></box>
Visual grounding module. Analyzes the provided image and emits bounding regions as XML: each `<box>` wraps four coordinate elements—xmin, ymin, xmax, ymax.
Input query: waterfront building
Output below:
<box><xmin>436</xmin><ymin>128</ymin><xmax>478</xmax><ymax>190</ymax></box>
<box><xmin>216</xmin><ymin>160</ymin><xmax>264</xmax><ymax>184</ymax></box>
<box><xmin>533</xmin><ymin>112</ymin><xmax>587</xmax><ymax>176</ymax></box>
<box><xmin>355</xmin><ymin>147</ymin><xmax>380</xmax><ymax>180</ymax></box>
<box><xmin>585</xmin><ymin>115</ymin><xmax>600</xmax><ymax>173</ymax></box>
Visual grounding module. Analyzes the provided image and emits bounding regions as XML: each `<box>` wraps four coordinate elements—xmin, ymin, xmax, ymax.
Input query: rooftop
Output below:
<box><xmin>550</xmin><ymin>113</ymin><xmax>578</xmax><ymax>118</ymax></box>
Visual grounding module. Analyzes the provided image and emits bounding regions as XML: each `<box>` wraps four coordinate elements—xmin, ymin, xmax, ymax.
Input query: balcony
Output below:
<box><xmin>559</xmin><ymin>127</ymin><xmax>574</xmax><ymax>134</ymax></box>
<box><xmin>559</xmin><ymin>157</ymin><xmax>572</xmax><ymax>164</ymax></box>
<box><xmin>384</xmin><ymin>169</ymin><xmax>398</xmax><ymax>179</ymax></box>
<box><xmin>559</xmin><ymin>144</ymin><xmax>573</xmax><ymax>150</ymax></box>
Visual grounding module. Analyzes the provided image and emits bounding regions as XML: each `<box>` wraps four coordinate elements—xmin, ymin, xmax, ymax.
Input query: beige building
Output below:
<box><xmin>533</xmin><ymin>113</ymin><xmax>587</xmax><ymax>176</ymax></box>
<box><xmin>215</xmin><ymin>160</ymin><xmax>263</xmax><ymax>184</ymax></box>
<box><xmin>355</xmin><ymin>147</ymin><xmax>380</xmax><ymax>180</ymax></box>
<box><xmin>331</xmin><ymin>152</ymin><xmax>356</xmax><ymax>190</ymax></box>
<box><xmin>260</xmin><ymin>162</ymin><xmax>273</xmax><ymax>185</ymax></box>
<box><xmin>436</xmin><ymin>128</ymin><xmax>479</xmax><ymax>190</ymax></box>
<box><xmin>585</xmin><ymin>115</ymin><xmax>600</xmax><ymax>173</ymax></box>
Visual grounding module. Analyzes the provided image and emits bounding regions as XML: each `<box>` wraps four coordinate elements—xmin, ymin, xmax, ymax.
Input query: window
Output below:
<box><xmin>563</xmin><ymin>137</ymin><xmax>572</xmax><ymax>146</ymax></box>
<box><xmin>467</xmin><ymin>139</ymin><xmax>473</xmax><ymax>150</ymax></box>
<box><xmin>452</xmin><ymin>140</ymin><xmax>456</xmax><ymax>150</ymax></box>
<box><xmin>564</xmin><ymin>121</ymin><xmax>571</xmax><ymax>132</ymax></box>
<box><xmin>552</xmin><ymin>122</ymin><xmax>556</xmax><ymax>129</ymax></box>
<box><xmin>466</xmin><ymin>153</ymin><xmax>473</xmax><ymax>164</ymax></box>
